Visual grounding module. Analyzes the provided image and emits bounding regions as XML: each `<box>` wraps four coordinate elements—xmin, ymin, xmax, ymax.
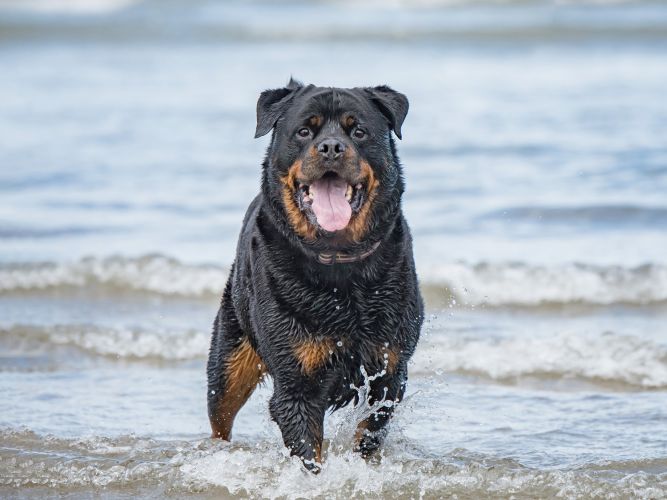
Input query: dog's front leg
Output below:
<box><xmin>269</xmin><ymin>376</ymin><xmax>327</xmax><ymax>473</ymax></box>
<box><xmin>354</xmin><ymin>365</ymin><xmax>407</xmax><ymax>459</ymax></box>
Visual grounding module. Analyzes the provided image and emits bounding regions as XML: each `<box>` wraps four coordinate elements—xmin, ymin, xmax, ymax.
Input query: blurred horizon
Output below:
<box><xmin>3</xmin><ymin>0</ymin><xmax>667</xmax><ymax>45</ymax></box>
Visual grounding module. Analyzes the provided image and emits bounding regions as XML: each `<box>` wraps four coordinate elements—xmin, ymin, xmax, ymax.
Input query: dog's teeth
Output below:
<box><xmin>355</xmin><ymin>183</ymin><xmax>362</xmax><ymax>190</ymax></box>
<box><xmin>345</xmin><ymin>184</ymin><xmax>353</xmax><ymax>202</ymax></box>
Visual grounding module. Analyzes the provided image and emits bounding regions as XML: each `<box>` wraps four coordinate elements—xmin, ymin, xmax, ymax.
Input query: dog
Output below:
<box><xmin>207</xmin><ymin>78</ymin><xmax>423</xmax><ymax>472</ymax></box>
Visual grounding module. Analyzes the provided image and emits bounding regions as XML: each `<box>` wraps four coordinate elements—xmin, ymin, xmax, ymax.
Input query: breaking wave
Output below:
<box><xmin>0</xmin><ymin>255</ymin><xmax>227</xmax><ymax>298</ymax></box>
<box><xmin>2</xmin><ymin>255</ymin><xmax>666</xmax><ymax>307</ymax></box>
<box><xmin>421</xmin><ymin>260</ymin><xmax>667</xmax><ymax>307</ymax></box>
<box><xmin>3</xmin><ymin>323</ymin><xmax>665</xmax><ymax>389</ymax></box>
<box><xmin>414</xmin><ymin>331</ymin><xmax>667</xmax><ymax>389</ymax></box>
<box><xmin>1</xmin><ymin>428</ymin><xmax>665</xmax><ymax>498</ymax></box>
<box><xmin>0</xmin><ymin>324</ymin><xmax>209</xmax><ymax>362</ymax></box>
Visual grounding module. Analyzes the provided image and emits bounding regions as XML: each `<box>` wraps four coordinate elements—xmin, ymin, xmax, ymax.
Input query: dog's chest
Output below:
<box><xmin>287</xmin><ymin>284</ymin><xmax>404</xmax><ymax>376</ymax></box>
<box><xmin>297</xmin><ymin>281</ymin><xmax>403</xmax><ymax>338</ymax></box>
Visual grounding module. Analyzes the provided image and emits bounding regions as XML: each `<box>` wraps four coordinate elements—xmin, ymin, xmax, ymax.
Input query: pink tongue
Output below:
<box><xmin>309</xmin><ymin>176</ymin><xmax>352</xmax><ymax>232</ymax></box>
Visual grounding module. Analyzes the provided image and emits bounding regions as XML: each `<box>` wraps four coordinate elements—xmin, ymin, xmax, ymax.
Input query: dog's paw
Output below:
<box><xmin>301</xmin><ymin>457</ymin><xmax>322</xmax><ymax>474</ymax></box>
<box><xmin>354</xmin><ymin>430</ymin><xmax>386</xmax><ymax>460</ymax></box>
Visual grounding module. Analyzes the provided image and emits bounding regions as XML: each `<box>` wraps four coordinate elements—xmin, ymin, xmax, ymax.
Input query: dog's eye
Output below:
<box><xmin>297</xmin><ymin>127</ymin><xmax>311</xmax><ymax>138</ymax></box>
<box><xmin>352</xmin><ymin>128</ymin><xmax>366</xmax><ymax>139</ymax></box>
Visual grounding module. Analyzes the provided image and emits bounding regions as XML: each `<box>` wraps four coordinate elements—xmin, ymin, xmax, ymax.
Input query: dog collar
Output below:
<box><xmin>317</xmin><ymin>240</ymin><xmax>381</xmax><ymax>265</ymax></box>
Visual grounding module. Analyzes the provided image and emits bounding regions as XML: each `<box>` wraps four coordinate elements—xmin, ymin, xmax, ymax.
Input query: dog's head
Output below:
<box><xmin>256</xmin><ymin>79</ymin><xmax>408</xmax><ymax>250</ymax></box>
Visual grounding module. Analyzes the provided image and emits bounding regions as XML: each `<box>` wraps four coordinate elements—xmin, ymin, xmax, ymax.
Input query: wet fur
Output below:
<box><xmin>207</xmin><ymin>79</ymin><xmax>423</xmax><ymax>471</ymax></box>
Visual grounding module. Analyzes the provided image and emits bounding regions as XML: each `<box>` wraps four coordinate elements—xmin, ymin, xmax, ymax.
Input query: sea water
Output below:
<box><xmin>1</xmin><ymin>0</ymin><xmax>666</xmax><ymax>497</ymax></box>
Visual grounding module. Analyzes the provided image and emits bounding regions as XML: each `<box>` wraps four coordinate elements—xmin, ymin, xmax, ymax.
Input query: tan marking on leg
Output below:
<box><xmin>346</xmin><ymin>160</ymin><xmax>379</xmax><ymax>243</ymax></box>
<box><xmin>354</xmin><ymin>419</ymin><xmax>369</xmax><ymax>447</ymax></box>
<box><xmin>210</xmin><ymin>339</ymin><xmax>266</xmax><ymax>440</ymax></box>
<box><xmin>280</xmin><ymin>159</ymin><xmax>317</xmax><ymax>241</ymax></box>
<box><xmin>314</xmin><ymin>441</ymin><xmax>322</xmax><ymax>464</ymax></box>
<box><xmin>379</xmin><ymin>344</ymin><xmax>400</xmax><ymax>375</ymax></box>
<box><xmin>293</xmin><ymin>338</ymin><xmax>335</xmax><ymax>375</ymax></box>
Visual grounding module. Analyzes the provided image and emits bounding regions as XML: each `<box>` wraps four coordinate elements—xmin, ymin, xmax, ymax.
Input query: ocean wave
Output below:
<box><xmin>0</xmin><ymin>324</ymin><xmax>209</xmax><ymax>361</ymax></box>
<box><xmin>0</xmin><ymin>0</ymin><xmax>138</xmax><ymax>14</ymax></box>
<box><xmin>481</xmin><ymin>204</ymin><xmax>667</xmax><ymax>228</ymax></box>
<box><xmin>1</xmin><ymin>429</ymin><xmax>665</xmax><ymax>498</ymax></box>
<box><xmin>0</xmin><ymin>255</ymin><xmax>227</xmax><ymax>298</ymax></box>
<box><xmin>0</xmin><ymin>429</ymin><xmax>188</xmax><ymax>491</ymax></box>
<box><xmin>2</xmin><ymin>23</ymin><xmax>665</xmax><ymax>45</ymax></box>
<box><xmin>2</xmin><ymin>255</ymin><xmax>666</xmax><ymax>307</ymax></box>
<box><xmin>3</xmin><ymin>323</ymin><xmax>665</xmax><ymax>390</ymax></box>
<box><xmin>421</xmin><ymin>261</ymin><xmax>667</xmax><ymax>307</ymax></box>
<box><xmin>414</xmin><ymin>331</ymin><xmax>667</xmax><ymax>389</ymax></box>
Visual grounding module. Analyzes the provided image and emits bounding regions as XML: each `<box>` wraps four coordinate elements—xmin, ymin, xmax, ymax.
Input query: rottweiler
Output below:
<box><xmin>207</xmin><ymin>78</ymin><xmax>423</xmax><ymax>472</ymax></box>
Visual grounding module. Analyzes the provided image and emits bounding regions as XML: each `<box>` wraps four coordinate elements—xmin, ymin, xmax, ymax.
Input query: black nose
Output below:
<box><xmin>317</xmin><ymin>139</ymin><xmax>346</xmax><ymax>160</ymax></box>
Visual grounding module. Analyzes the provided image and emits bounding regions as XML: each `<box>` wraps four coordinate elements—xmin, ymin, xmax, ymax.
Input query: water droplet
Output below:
<box><xmin>375</xmin><ymin>290</ymin><xmax>379</xmax><ymax>294</ymax></box>
<box><xmin>335</xmin><ymin>305</ymin><xmax>340</xmax><ymax>310</ymax></box>
<box><xmin>333</xmin><ymin>288</ymin><xmax>337</xmax><ymax>293</ymax></box>
<box><xmin>210</xmin><ymin>390</ymin><xmax>216</xmax><ymax>394</ymax></box>
<box><xmin>384</xmin><ymin>342</ymin><xmax>389</xmax><ymax>347</ymax></box>
<box><xmin>337</xmin><ymin>341</ymin><xmax>343</xmax><ymax>347</ymax></box>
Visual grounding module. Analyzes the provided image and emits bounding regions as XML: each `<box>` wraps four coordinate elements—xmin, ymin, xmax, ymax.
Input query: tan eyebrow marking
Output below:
<box><xmin>309</xmin><ymin>115</ymin><xmax>323</xmax><ymax>127</ymax></box>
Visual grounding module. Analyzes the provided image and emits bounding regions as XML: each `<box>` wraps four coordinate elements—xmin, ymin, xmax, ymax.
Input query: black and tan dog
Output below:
<box><xmin>207</xmin><ymin>79</ymin><xmax>423</xmax><ymax>472</ymax></box>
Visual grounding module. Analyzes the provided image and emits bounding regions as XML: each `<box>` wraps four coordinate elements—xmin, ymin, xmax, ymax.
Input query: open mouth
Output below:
<box><xmin>296</xmin><ymin>171</ymin><xmax>366</xmax><ymax>232</ymax></box>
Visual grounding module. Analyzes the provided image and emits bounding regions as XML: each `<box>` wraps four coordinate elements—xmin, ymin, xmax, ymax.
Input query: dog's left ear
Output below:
<box><xmin>365</xmin><ymin>85</ymin><xmax>409</xmax><ymax>140</ymax></box>
<box><xmin>254</xmin><ymin>78</ymin><xmax>303</xmax><ymax>138</ymax></box>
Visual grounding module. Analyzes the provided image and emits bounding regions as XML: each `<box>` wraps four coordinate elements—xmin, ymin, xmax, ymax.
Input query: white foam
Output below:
<box><xmin>0</xmin><ymin>255</ymin><xmax>227</xmax><ymax>297</ymax></box>
<box><xmin>179</xmin><ymin>441</ymin><xmax>667</xmax><ymax>499</ymax></box>
<box><xmin>2</xmin><ymin>429</ymin><xmax>666</xmax><ymax>497</ymax></box>
<box><xmin>2</xmin><ymin>255</ymin><xmax>667</xmax><ymax>307</ymax></box>
<box><xmin>422</xmin><ymin>261</ymin><xmax>667</xmax><ymax>306</ymax></box>
<box><xmin>1</xmin><ymin>324</ymin><xmax>209</xmax><ymax>360</ymax></box>
<box><xmin>0</xmin><ymin>0</ymin><xmax>137</xmax><ymax>14</ymax></box>
<box><xmin>414</xmin><ymin>331</ymin><xmax>667</xmax><ymax>388</ymax></box>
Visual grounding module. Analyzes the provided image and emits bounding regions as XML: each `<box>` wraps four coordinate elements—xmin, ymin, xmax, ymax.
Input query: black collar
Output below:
<box><xmin>317</xmin><ymin>240</ymin><xmax>381</xmax><ymax>266</ymax></box>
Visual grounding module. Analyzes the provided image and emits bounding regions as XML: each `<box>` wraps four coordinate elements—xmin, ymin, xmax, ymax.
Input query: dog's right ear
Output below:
<box><xmin>254</xmin><ymin>78</ymin><xmax>303</xmax><ymax>138</ymax></box>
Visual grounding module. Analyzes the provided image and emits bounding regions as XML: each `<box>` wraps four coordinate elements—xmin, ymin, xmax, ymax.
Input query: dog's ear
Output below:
<box><xmin>254</xmin><ymin>78</ymin><xmax>303</xmax><ymax>138</ymax></box>
<box><xmin>365</xmin><ymin>85</ymin><xmax>409</xmax><ymax>140</ymax></box>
